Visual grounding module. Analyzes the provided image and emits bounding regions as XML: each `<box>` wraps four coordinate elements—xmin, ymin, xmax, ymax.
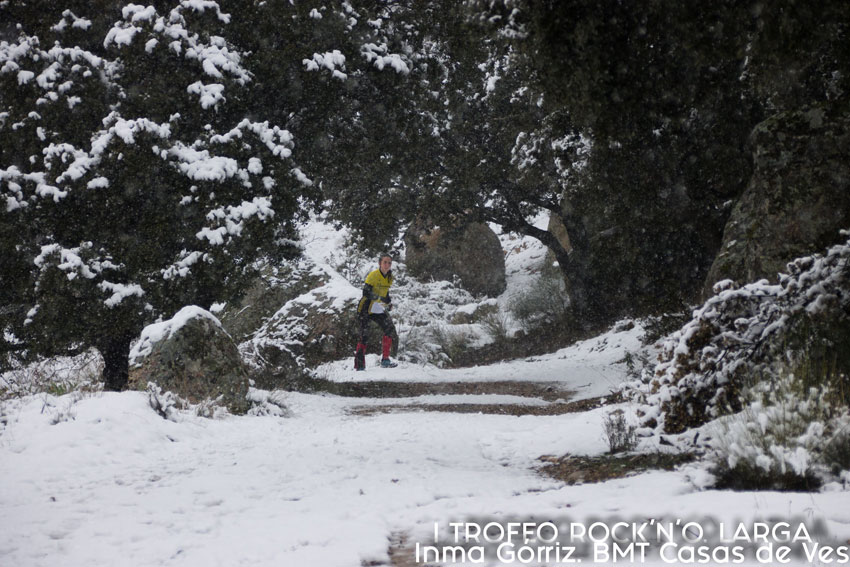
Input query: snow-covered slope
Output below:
<box><xmin>2</xmin><ymin>219</ymin><xmax>849</xmax><ymax>567</ymax></box>
<box><xmin>3</xmin><ymin>360</ymin><xmax>849</xmax><ymax>566</ymax></box>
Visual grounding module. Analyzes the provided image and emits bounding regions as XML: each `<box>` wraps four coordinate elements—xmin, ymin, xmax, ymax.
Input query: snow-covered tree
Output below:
<box><xmin>227</xmin><ymin>0</ymin><xmax>441</xmax><ymax>249</ymax></box>
<box><xmin>464</xmin><ymin>0</ymin><xmax>849</xmax><ymax>325</ymax></box>
<box><xmin>631</xmin><ymin>231</ymin><xmax>850</xmax><ymax>435</ymax></box>
<box><xmin>0</xmin><ymin>1</ymin><xmax>314</xmax><ymax>389</ymax></box>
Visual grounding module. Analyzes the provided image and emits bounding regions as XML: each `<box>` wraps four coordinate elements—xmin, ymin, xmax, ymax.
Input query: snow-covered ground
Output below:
<box><xmin>3</xmin><ymin>219</ymin><xmax>850</xmax><ymax>566</ymax></box>
<box><xmin>3</xmin><ymin>337</ymin><xmax>850</xmax><ymax>567</ymax></box>
<box><xmin>314</xmin><ymin>327</ymin><xmax>638</xmax><ymax>402</ymax></box>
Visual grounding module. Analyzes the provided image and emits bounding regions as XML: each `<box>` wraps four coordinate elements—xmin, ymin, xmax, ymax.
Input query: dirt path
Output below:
<box><xmin>334</xmin><ymin>377</ymin><xmax>668</xmax><ymax>567</ymax></box>
<box><xmin>302</xmin><ymin>376</ymin><xmax>615</xmax><ymax>417</ymax></box>
<box><xmin>348</xmin><ymin>394</ymin><xmax>610</xmax><ymax>417</ymax></box>
<box><xmin>317</xmin><ymin>376</ymin><xmax>618</xmax><ymax>566</ymax></box>
<box><xmin>305</xmin><ymin>377</ymin><xmax>576</xmax><ymax>400</ymax></box>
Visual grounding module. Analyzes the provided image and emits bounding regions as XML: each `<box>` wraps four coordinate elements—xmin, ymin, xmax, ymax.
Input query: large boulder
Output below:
<box><xmin>246</xmin><ymin>282</ymin><xmax>378</xmax><ymax>384</ymax></box>
<box><xmin>705</xmin><ymin>104</ymin><xmax>850</xmax><ymax>294</ymax></box>
<box><xmin>404</xmin><ymin>219</ymin><xmax>506</xmax><ymax>297</ymax></box>
<box><xmin>129</xmin><ymin>306</ymin><xmax>250</xmax><ymax>414</ymax></box>
<box><xmin>218</xmin><ymin>258</ymin><xmax>328</xmax><ymax>343</ymax></box>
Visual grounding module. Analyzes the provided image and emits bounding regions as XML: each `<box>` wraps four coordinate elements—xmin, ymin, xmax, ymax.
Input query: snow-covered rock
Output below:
<box><xmin>405</xmin><ymin>219</ymin><xmax>506</xmax><ymax>297</ymax></box>
<box><xmin>705</xmin><ymin>104</ymin><xmax>850</xmax><ymax>293</ymax></box>
<box><xmin>129</xmin><ymin>306</ymin><xmax>250</xmax><ymax>414</ymax></box>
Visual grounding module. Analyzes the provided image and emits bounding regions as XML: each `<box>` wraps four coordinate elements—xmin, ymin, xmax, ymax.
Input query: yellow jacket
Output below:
<box><xmin>357</xmin><ymin>268</ymin><xmax>393</xmax><ymax>315</ymax></box>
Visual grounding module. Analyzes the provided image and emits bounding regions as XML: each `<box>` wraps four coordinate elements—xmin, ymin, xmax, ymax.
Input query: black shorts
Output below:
<box><xmin>358</xmin><ymin>312</ymin><xmax>396</xmax><ymax>341</ymax></box>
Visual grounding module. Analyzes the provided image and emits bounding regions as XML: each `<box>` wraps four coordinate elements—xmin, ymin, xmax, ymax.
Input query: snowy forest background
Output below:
<box><xmin>4</xmin><ymin>0</ymin><xmax>847</xmax><ymax>385</ymax></box>
<box><xmin>2</xmin><ymin>0</ymin><xmax>850</xmax><ymax>559</ymax></box>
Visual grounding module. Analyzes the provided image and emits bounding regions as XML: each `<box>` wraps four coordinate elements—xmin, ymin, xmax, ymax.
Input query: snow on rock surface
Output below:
<box><xmin>129</xmin><ymin>305</ymin><xmax>223</xmax><ymax>367</ymax></box>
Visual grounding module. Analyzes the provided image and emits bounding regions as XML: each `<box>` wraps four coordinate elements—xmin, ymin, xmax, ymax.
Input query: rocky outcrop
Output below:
<box><xmin>245</xmin><ymin>283</ymin><xmax>369</xmax><ymax>384</ymax></box>
<box><xmin>404</xmin><ymin>220</ymin><xmax>506</xmax><ymax>297</ymax></box>
<box><xmin>451</xmin><ymin>299</ymin><xmax>499</xmax><ymax>324</ymax></box>
<box><xmin>705</xmin><ymin>104</ymin><xmax>850</xmax><ymax>294</ymax></box>
<box><xmin>219</xmin><ymin>259</ymin><xmax>328</xmax><ymax>343</ymax></box>
<box><xmin>129</xmin><ymin>306</ymin><xmax>250</xmax><ymax>414</ymax></box>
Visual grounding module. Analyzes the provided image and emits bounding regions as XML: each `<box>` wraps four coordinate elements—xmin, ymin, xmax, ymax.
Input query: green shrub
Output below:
<box><xmin>395</xmin><ymin>324</ymin><xmax>477</xmax><ymax>368</ymax></box>
<box><xmin>509</xmin><ymin>269</ymin><xmax>570</xmax><ymax>330</ymax></box>
<box><xmin>480</xmin><ymin>312</ymin><xmax>511</xmax><ymax>344</ymax></box>
<box><xmin>1</xmin><ymin>350</ymin><xmax>103</xmax><ymax>400</ymax></box>
<box><xmin>638</xmin><ymin>233</ymin><xmax>850</xmax><ymax>434</ymax></box>
<box><xmin>708</xmin><ymin>371</ymin><xmax>850</xmax><ymax>491</ymax></box>
<box><xmin>603</xmin><ymin>409</ymin><xmax>638</xmax><ymax>453</ymax></box>
<box><xmin>822</xmin><ymin>428</ymin><xmax>850</xmax><ymax>475</ymax></box>
<box><xmin>429</xmin><ymin>325</ymin><xmax>477</xmax><ymax>366</ymax></box>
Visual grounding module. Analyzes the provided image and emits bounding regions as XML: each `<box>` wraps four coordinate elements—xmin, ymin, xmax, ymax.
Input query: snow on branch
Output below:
<box><xmin>187</xmin><ymin>81</ymin><xmax>225</xmax><ymax>109</ymax></box>
<box><xmin>46</xmin><ymin>44</ymin><xmax>108</xmax><ymax>73</ymax></box>
<box><xmin>186</xmin><ymin>40</ymin><xmax>249</xmax><ymax>84</ymax></box>
<box><xmin>104</xmin><ymin>2</ymin><xmax>250</xmax><ymax>97</ymax></box>
<box><xmin>161</xmin><ymin>250</ymin><xmax>206</xmax><ymax>280</ymax></box>
<box><xmin>169</xmin><ymin>145</ymin><xmax>239</xmax><ymax>182</ymax></box>
<box><xmin>195</xmin><ymin>197</ymin><xmax>276</xmax><ymax>246</ymax></box>
<box><xmin>18</xmin><ymin>112</ymin><xmax>298</xmax><ymax>208</ymax></box>
<box><xmin>1</xmin><ymin>166</ymin><xmax>55</xmax><ymax>210</ymax></box>
<box><xmin>32</xmin><ymin>241</ymin><xmax>123</xmax><ymax>287</ymax></box>
<box><xmin>16</xmin><ymin>70</ymin><xmax>35</xmax><ymax>84</ymax></box>
<box><xmin>34</xmin><ymin>243</ymin><xmax>99</xmax><ymax>280</ymax></box>
<box><xmin>99</xmin><ymin>281</ymin><xmax>145</xmax><ymax>308</ymax></box>
<box><xmin>291</xmin><ymin>167</ymin><xmax>313</xmax><ymax>187</ymax></box>
<box><xmin>361</xmin><ymin>43</ymin><xmax>410</xmax><ymax>75</ymax></box>
<box><xmin>196</xmin><ymin>226</ymin><xmax>228</xmax><ymax>245</ymax></box>
<box><xmin>209</xmin><ymin>119</ymin><xmax>294</xmax><ymax>158</ymax></box>
<box><xmin>511</xmin><ymin>131</ymin><xmax>542</xmax><ymax>171</ymax></box>
<box><xmin>175</xmin><ymin>0</ymin><xmax>232</xmax><ymax>23</ymax></box>
<box><xmin>29</xmin><ymin>243</ymin><xmax>145</xmax><ymax>308</ymax></box>
<box><xmin>51</xmin><ymin>10</ymin><xmax>93</xmax><ymax>33</ymax></box>
<box><xmin>163</xmin><ymin>119</ymin><xmax>296</xmax><ymax>188</ymax></box>
<box><xmin>1</xmin><ymin>35</ymin><xmax>112</xmax><ymax>101</ymax></box>
<box><xmin>30</xmin><ymin>114</ymin><xmax>298</xmax><ymax>207</ymax></box>
<box><xmin>0</xmin><ymin>167</ymin><xmax>64</xmax><ymax>203</ymax></box>
<box><xmin>97</xmin><ymin>113</ymin><xmax>172</xmax><ymax>147</ymax></box>
<box><xmin>122</xmin><ymin>4</ymin><xmax>157</xmax><ymax>23</ymax></box>
<box><xmin>38</xmin><ymin>114</ymin><xmax>171</xmax><ymax>192</ymax></box>
<box><xmin>303</xmin><ymin>50</ymin><xmax>347</xmax><ymax>80</ymax></box>
<box><xmin>104</xmin><ymin>22</ymin><xmax>141</xmax><ymax>48</ymax></box>
<box><xmin>33</xmin><ymin>175</ymin><xmax>67</xmax><ymax>202</ymax></box>
<box><xmin>201</xmin><ymin>196</ymin><xmax>275</xmax><ymax>239</ymax></box>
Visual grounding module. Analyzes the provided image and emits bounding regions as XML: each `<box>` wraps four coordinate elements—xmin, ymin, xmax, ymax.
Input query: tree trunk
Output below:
<box><xmin>556</xmin><ymin>251</ymin><xmax>606</xmax><ymax>328</ymax></box>
<box><xmin>504</xmin><ymin>209</ymin><xmax>612</xmax><ymax>328</ymax></box>
<box><xmin>101</xmin><ymin>335</ymin><xmax>132</xmax><ymax>391</ymax></box>
<box><xmin>550</xmin><ymin>211</ymin><xmax>612</xmax><ymax>327</ymax></box>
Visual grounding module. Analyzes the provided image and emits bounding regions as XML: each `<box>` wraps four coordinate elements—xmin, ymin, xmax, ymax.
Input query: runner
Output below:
<box><xmin>354</xmin><ymin>253</ymin><xmax>398</xmax><ymax>370</ymax></box>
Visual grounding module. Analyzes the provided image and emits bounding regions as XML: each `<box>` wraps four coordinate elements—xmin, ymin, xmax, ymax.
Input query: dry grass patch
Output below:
<box><xmin>538</xmin><ymin>452</ymin><xmax>696</xmax><ymax>485</ymax></box>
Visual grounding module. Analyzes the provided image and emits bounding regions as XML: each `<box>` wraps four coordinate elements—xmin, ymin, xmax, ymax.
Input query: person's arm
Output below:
<box><xmin>362</xmin><ymin>283</ymin><xmax>380</xmax><ymax>301</ymax></box>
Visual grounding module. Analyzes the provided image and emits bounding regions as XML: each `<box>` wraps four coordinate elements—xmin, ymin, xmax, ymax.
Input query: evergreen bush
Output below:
<box><xmin>632</xmin><ymin>231</ymin><xmax>850</xmax><ymax>434</ymax></box>
<box><xmin>509</xmin><ymin>269</ymin><xmax>571</xmax><ymax>330</ymax></box>
<box><xmin>480</xmin><ymin>312</ymin><xmax>511</xmax><ymax>344</ymax></box>
<box><xmin>708</xmin><ymin>371</ymin><xmax>850</xmax><ymax>491</ymax></box>
<box><xmin>603</xmin><ymin>409</ymin><xmax>638</xmax><ymax>454</ymax></box>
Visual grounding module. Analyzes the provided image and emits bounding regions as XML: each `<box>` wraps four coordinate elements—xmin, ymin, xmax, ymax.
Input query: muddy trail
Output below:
<box><xmin>333</xmin><ymin>376</ymin><xmax>661</xmax><ymax>567</ymax></box>
<box><xmin>274</xmin><ymin>370</ymin><xmax>679</xmax><ymax>567</ymax></box>
<box><xmin>293</xmin><ymin>375</ymin><xmax>615</xmax><ymax>417</ymax></box>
